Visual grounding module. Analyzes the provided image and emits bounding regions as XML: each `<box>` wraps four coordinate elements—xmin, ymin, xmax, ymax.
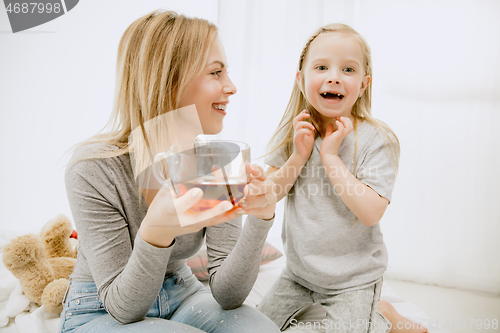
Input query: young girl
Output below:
<box><xmin>257</xmin><ymin>24</ymin><xmax>427</xmax><ymax>333</ymax></box>
<box><xmin>61</xmin><ymin>10</ymin><xmax>279</xmax><ymax>333</ymax></box>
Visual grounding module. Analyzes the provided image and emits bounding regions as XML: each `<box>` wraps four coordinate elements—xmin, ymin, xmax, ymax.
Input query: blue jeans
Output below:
<box><xmin>59</xmin><ymin>263</ymin><xmax>279</xmax><ymax>333</ymax></box>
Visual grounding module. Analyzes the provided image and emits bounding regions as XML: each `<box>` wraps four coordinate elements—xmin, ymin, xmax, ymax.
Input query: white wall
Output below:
<box><xmin>1</xmin><ymin>0</ymin><xmax>499</xmax><ymax>295</ymax></box>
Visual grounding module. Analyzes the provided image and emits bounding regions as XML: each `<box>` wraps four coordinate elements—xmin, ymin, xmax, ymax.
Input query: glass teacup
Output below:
<box><xmin>153</xmin><ymin>140</ymin><xmax>250</xmax><ymax>212</ymax></box>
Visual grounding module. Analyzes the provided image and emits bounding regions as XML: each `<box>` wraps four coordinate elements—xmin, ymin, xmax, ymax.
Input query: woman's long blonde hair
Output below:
<box><xmin>69</xmin><ymin>10</ymin><xmax>218</xmax><ymax>179</ymax></box>
<box><xmin>265</xmin><ymin>23</ymin><xmax>399</xmax><ymax>176</ymax></box>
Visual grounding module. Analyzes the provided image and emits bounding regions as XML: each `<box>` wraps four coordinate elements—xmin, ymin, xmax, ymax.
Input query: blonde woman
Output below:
<box><xmin>257</xmin><ymin>24</ymin><xmax>427</xmax><ymax>333</ymax></box>
<box><xmin>61</xmin><ymin>10</ymin><xmax>279</xmax><ymax>333</ymax></box>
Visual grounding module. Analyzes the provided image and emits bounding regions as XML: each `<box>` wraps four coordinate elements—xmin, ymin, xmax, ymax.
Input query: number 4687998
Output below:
<box><xmin>6</xmin><ymin>2</ymin><xmax>62</xmax><ymax>14</ymax></box>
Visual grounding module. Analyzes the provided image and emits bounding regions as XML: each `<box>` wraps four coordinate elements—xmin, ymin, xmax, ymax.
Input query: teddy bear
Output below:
<box><xmin>2</xmin><ymin>214</ymin><xmax>78</xmax><ymax>314</ymax></box>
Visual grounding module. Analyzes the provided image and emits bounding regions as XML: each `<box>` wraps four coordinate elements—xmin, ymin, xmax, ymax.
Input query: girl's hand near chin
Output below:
<box><xmin>320</xmin><ymin>116</ymin><xmax>353</xmax><ymax>158</ymax></box>
<box><xmin>292</xmin><ymin>110</ymin><xmax>315</xmax><ymax>162</ymax></box>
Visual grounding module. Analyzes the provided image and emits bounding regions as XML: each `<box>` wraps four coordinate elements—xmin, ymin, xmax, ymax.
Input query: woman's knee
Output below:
<box><xmin>172</xmin><ymin>291</ymin><xmax>280</xmax><ymax>332</ymax></box>
<box><xmin>203</xmin><ymin>304</ymin><xmax>281</xmax><ymax>333</ymax></box>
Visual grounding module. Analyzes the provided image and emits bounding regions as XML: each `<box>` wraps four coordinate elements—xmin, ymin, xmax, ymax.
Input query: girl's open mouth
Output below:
<box><xmin>321</xmin><ymin>92</ymin><xmax>344</xmax><ymax>100</ymax></box>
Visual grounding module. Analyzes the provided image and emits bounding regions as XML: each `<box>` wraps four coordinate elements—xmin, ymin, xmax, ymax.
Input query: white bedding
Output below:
<box><xmin>0</xmin><ymin>230</ymin><xmax>447</xmax><ymax>333</ymax></box>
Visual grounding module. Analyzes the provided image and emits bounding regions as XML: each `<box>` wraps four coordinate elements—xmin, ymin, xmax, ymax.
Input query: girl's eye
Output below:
<box><xmin>343</xmin><ymin>67</ymin><xmax>354</xmax><ymax>73</ymax></box>
<box><xmin>316</xmin><ymin>65</ymin><xmax>327</xmax><ymax>71</ymax></box>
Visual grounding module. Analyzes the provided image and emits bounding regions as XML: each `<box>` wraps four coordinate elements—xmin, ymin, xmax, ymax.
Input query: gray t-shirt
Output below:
<box><xmin>66</xmin><ymin>143</ymin><xmax>274</xmax><ymax>324</ymax></box>
<box><xmin>265</xmin><ymin>120</ymin><xmax>399</xmax><ymax>294</ymax></box>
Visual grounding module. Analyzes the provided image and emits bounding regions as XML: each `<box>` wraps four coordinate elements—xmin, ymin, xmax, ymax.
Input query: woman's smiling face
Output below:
<box><xmin>178</xmin><ymin>37</ymin><xmax>237</xmax><ymax>135</ymax></box>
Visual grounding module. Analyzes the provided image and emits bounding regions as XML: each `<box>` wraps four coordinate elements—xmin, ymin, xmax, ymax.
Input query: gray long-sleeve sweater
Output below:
<box><xmin>65</xmin><ymin>143</ymin><xmax>274</xmax><ymax>324</ymax></box>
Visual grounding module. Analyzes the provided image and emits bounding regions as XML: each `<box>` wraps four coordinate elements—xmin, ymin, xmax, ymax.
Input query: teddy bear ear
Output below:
<box><xmin>2</xmin><ymin>234</ymin><xmax>44</xmax><ymax>269</ymax></box>
<box><xmin>40</xmin><ymin>214</ymin><xmax>77</xmax><ymax>259</ymax></box>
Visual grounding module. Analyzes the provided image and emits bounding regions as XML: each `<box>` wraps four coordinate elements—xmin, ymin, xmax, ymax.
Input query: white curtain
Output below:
<box><xmin>1</xmin><ymin>0</ymin><xmax>498</xmax><ymax>295</ymax></box>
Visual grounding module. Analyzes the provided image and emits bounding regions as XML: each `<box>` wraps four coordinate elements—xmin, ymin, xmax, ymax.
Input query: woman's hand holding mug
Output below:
<box><xmin>139</xmin><ymin>185</ymin><xmax>242</xmax><ymax>248</ymax></box>
<box><xmin>140</xmin><ymin>140</ymin><xmax>276</xmax><ymax>247</ymax></box>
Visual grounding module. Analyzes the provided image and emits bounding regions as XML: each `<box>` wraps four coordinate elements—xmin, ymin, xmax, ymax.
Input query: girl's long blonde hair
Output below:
<box><xmin>69</xmin><ymin>10</ymin><xmax>218</xmax><ymax>179</ymax></box>
<box><xmin>265</xmin><ymin>23</ymin><xmax>399</xmax><ymax>176</ymax></box>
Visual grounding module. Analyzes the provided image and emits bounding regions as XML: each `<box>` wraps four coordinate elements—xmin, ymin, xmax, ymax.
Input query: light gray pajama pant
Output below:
<box><xmin>257</xmin><ymin>269</ymin><xmax>391</xmax><ymax>333</ymax></box>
